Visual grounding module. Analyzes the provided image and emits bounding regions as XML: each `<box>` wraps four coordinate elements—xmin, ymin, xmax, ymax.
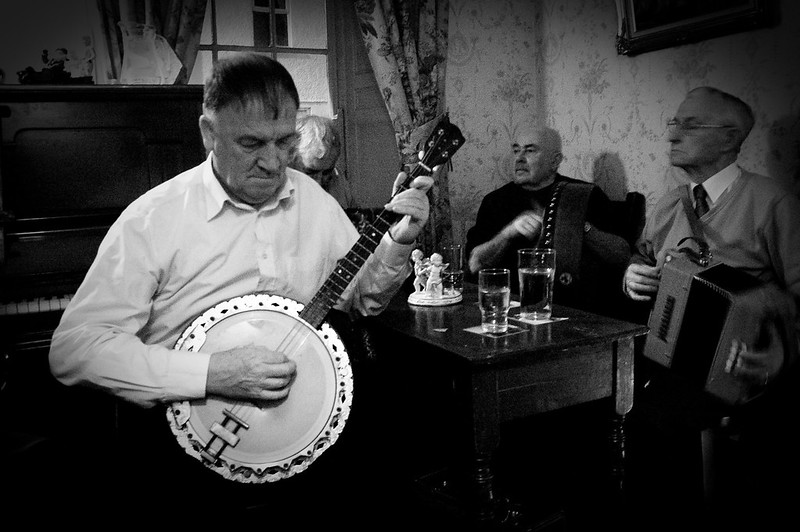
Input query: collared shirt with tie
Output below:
<box><xmin>690</xmin><ymin>164</ymin><xmax>742</xmax><ymax>219</ymax></box>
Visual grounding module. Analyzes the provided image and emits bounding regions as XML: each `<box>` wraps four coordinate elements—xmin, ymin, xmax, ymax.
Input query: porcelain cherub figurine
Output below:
<box><xmin>408</xmin><ymin>250</ymin><xmax>461</xmax><ymax>306</ymax></box>
<box><xmin>423</xmin><ymin>253</ymin><xmax>448</xmax><ymax>298</ymax></box>
<box><xmin>411</xmin><ymin>249</ymin><xmax>429</xmax><ymax>293</ymax></box>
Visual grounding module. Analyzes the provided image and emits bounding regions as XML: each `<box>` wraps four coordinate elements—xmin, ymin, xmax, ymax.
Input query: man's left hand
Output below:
<box><xmin>725</xmin><ymin>320</ymin><xmax>785</xmax><ymax>386</ymax></box>
<box><xmin>384</xmin><ymin>172</ymin><xmax>435</xmax><ymax>244</ymax></box>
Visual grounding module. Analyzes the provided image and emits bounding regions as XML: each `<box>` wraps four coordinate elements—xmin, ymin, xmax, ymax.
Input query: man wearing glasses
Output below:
<box><xmin>623</xmin><ymin>86</ymin><xmax>800</xmax><ymax>527</ymax></box>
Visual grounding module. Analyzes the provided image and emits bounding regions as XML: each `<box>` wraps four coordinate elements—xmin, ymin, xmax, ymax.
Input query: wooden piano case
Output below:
<box><xmin>0</xmin><ymin>85</ymin><xmax>205</xmax><ymax>448</ymax></box>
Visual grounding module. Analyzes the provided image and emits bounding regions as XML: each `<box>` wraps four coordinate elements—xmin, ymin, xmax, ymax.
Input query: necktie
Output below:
<box><xmin>693</xmin><ymin>185</ymin><xmax>709</xmax><ymax>218</ymax></box>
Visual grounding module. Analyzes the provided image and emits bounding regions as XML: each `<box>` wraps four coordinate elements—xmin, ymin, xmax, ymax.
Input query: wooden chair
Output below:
<box><xmin>610</xmin><ymin>191</ymin><xmax>646</xmax><ymax>248</ymax></box>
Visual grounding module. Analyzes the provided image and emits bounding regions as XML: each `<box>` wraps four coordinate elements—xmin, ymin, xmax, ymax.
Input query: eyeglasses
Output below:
<box><xmin>302</xmin><ymin>166</ymin><xmax>339</xmax><ymax>180</ymax></box>
<box><xmin>667</xmin><ymin>118</ymin><xmax>734</xmax><ymax>133</ymax></box>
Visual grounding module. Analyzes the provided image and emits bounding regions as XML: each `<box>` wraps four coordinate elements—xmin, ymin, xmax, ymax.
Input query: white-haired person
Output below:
<box><xmin>290</xmin><ymin>114</ymin><xmax>354</xmax><ymax>208</ymax></box>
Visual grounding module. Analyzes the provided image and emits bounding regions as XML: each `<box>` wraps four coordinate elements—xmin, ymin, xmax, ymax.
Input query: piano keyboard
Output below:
<box><xmin>0</xmin><ymin>294</ymin><xmax>73</xmax><ymax>316</ymax></box>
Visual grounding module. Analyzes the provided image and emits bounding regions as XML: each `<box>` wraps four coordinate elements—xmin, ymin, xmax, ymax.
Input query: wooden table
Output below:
<box><xmin>370</xmin><ymin>282</ymin><xmax>648</xmax><ymax>526</ymax></box>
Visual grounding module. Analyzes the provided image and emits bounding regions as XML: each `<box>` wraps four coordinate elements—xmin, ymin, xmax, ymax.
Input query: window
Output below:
<box><xmin>189</xmin><ymin>0</ymin><xmax>333</xmax><ymax>118</ymax></box>
<box><xmin>253</xmin><ymin>0</ymin><xmax>289</xmax><ymax>47</ymax></box>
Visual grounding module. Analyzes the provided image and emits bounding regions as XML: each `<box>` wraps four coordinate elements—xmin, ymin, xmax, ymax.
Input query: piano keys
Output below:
<box><xmin>0</xmin><ymin>294</ymin><xmax>73</xmax><ymax>315</ymax></box>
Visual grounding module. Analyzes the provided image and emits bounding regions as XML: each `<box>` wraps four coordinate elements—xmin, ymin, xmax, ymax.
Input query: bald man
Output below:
<box><xmin>465</xmin><ymin>124</ymin><xmax>634</xmax><ymax>319</ymax></box>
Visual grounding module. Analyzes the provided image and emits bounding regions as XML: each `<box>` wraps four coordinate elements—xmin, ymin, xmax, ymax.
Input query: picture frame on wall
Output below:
<box><xmin>615</xmin><ymin>0</ymin><xmax>774</xmax><ymax>56</ymax></box>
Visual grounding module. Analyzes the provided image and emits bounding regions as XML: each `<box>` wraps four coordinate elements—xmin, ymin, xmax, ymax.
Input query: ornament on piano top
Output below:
<box><xmin>407</xmin><ymin>249</ymin><xmax>463</xmax><ymax>306</ymax></box>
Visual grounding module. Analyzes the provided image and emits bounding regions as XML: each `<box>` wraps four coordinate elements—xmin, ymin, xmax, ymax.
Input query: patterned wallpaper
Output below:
<box><xmin>445</xmin><ymin>0</ymin><xmax>800</xmax><ymax>248</ymax></box>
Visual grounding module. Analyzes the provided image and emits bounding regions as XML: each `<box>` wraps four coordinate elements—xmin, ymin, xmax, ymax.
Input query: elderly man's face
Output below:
<box><xmin>296</xmin><ymin>149</ymin><xmax>340</xmax><ymax>190</ymax></box>
<box><xmin>667</xmin><ymin>92</ymin><xmax>734</xmax><ymax>170</ymax></box>
<box><xmin>201</xmin><ymin>98</ymin><xmax>298</xmax><ymax>207</ymax></box>
<box><xmin>511</xmin><ymin>126</ymin><xmax>561</xmax><ymax>191</ymax></box>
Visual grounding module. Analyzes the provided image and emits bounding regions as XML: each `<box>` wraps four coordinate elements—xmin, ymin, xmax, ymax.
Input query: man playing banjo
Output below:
<box><xmin>49</xmin><ymin>53</ymin><xmax>436</xmax><ymax>525</ymax></box>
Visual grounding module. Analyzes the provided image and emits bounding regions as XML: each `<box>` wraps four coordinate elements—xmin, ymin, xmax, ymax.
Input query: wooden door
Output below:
<box><xmin>329</xmin><ymin>0</ymin><xmax>400</xmax><ymax>209</ymax></box>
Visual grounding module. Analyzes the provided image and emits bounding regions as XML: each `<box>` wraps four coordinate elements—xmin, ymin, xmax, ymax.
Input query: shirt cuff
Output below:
<box><xmin>377</xmin><ymin>232</ymin><xmax>416</xmax><ymax>268</ymax></box>
<box><xmin>167</xmin><ymin>349</ymin><xmax>212</xmax><ymax>400</ymax></box>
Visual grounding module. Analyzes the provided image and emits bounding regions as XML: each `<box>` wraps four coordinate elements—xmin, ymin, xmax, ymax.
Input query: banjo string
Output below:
<box><xmin>227</xmin><ymin>317</ymin><xmax>313</xmax><ymax>422</ymax></box>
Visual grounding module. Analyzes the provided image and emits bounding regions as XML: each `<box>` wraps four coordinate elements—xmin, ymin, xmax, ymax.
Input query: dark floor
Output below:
<box><xmin>362</xmin><ymin>360</ymin><xmax>800</xmax><ymax>532</ymax></box>
<box><xmin>5</xmin><ymin>398</ymin><xmax>797</xmax><ymax>532</ymax></box>
<box><xmin>5</xmin><ymin>358</ymin><xmax>799</xmax><ymax>531</ymax></box>
<box><xmin>384</xmin><ymin>401</ymin><xmax>799</xmax><ymax>532</ymax></box>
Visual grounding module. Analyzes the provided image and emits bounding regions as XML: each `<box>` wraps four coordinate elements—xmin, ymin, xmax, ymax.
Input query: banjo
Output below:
<box><xmin>166</xmin><ymin>115</ymin><xmax>465</xmax><ymax>483</ymax></box>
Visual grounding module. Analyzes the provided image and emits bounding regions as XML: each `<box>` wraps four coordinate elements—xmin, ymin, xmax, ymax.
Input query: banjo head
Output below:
<box><xmin>167</xmin><ymin>293</ymin><xmax>353</xmax><ymax>483</ymax></box>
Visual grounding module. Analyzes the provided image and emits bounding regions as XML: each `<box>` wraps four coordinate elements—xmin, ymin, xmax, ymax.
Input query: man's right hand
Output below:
<box><xmin>623</xmin><ymin>263</ymin><xmax>661</xmax><ymax>301</ymax></box>
<box><xmin>468</xmin><ymin>210</ymin><xmax>544</xmax><ymax>273</ymax></box>
<box><xmin>207</xmin><ymin>346</ymin><xmax>297</xmax><ymax>402</ymax></box>
<box><xmin>501</xmin><ymin>210</ymin><xmax>543</xmax><ymax>241</ymax></box>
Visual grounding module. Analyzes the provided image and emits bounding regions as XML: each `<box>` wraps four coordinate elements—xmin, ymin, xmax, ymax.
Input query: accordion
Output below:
<box><xmin>644</xmin><ymin>251</ymin><xmax>796</xmax><ymax>405</ymax></box>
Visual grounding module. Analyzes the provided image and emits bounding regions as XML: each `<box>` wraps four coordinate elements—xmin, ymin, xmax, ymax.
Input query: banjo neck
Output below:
<box><xmin>299</xmin><ymin>207</ymin><xmax>398</xmax><ymax>328</ymax></box>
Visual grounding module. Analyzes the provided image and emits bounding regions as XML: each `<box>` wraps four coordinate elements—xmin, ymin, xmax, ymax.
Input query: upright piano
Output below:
<box><xmin>0</xmin><ymin>85</ymin><xmax>205</xmax><ymax>443</ymax></box>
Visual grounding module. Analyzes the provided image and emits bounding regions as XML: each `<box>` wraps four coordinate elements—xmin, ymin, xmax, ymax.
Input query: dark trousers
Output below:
<box><xmin>625</xmin><ymin>358</ymin><xmax>800</xmax><ymax>531</ymax></box>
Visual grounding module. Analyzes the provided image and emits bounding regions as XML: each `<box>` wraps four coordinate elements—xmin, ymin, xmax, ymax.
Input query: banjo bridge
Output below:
<box><xmin>200</xmin><ymin>409</ymin><xmax>250</xmax><ymax>463</ymax></box>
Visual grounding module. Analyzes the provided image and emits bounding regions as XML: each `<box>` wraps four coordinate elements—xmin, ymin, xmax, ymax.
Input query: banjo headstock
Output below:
<box><xmin>401</xmin><ymin>114</ymin><xmax>466</xmax><ymax>186</ymax></box>
<box><xmin>418</xmin><ymin>114</ymin><xmax>466</xmax><ymax>172</ymax></box>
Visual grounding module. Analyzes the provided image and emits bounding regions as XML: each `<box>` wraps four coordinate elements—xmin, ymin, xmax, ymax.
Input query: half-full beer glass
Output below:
<box><xmin>518</xmin><ymin>248</ymin><xmax>556</xmax><ymax>320</ymax></box>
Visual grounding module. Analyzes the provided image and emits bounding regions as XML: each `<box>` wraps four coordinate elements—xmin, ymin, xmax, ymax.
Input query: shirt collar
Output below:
<box><xmin>202</xmin><ymin>154</ymin><xmax>230</xmax><ymax>220</ymax></box>
<box><xmin>201</xmin><ymin>154</ymin><xmax>298</xmax><ymax>220</ymax></box>
<box><xmin>696</xmin><ymin>162</ymin><xmax>740</xmax><ymax>205</ymax></box>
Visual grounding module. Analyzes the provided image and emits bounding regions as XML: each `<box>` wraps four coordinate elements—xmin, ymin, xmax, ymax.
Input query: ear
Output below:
<box><xmin>722</xmin><ymin>127</ymin><xmax>743</xmax><ymax>154</ymax></box>
<box><xmin>198</xmin><ymin>115</ymin><xmax>215</xmax><ymax>153</ymax></box>
<box><xmin>552</xmin><ymin>152</ymin><xmax>564</xmax><ymax>169</ymax></box>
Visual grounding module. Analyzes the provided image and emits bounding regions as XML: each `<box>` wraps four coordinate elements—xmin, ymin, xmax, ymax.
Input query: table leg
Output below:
<box><xmin>612</xmin><ymin>336</ymin><xmax>637</xmax><ymax>501</ymax></box>
<box><xmin>463</xmin><ymin>372</ymin><xmax>537</xmax><ymax>530</ymax></box>
<box><xmin>470</xmin><ymin>452</ymin><xmax>498</xmax><ymax>522</ymax></box>
<box><xmin>609</xmin><ymin>412</ymin><xmax>627</xmax><ymax>493</ymax></box>
<box><xmin>453</xmin><ymin>369</ymin><xmax>511</xmax><ymax>526</ymax></box>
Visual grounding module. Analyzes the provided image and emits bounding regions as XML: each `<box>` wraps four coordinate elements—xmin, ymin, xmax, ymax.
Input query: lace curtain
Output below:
<box><xmin>94</xmin><ymin>0</ymin><xmax>207</xmax><ymax>84</ymax></box>
<box><xmin>354</xmin><ymin>0</ymin><xmax>454</xmax><ymax>252</ymax></box>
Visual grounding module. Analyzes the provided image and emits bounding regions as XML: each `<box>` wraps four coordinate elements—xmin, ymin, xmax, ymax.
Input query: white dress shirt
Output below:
<box><xmin>49</xmin><ymin>154</ymin><xmax>413</xmax><ymax>407</ymax></box>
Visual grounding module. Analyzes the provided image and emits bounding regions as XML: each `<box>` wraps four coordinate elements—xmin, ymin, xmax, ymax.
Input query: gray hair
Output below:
<box><xmin>294</xmin><ymin>115</ymin><xmax>341</xmax><ymax>165</ymax></box>
<box><xmin>688</xmin><ymin>86</ymin><xmax>755</xmax><ymax>150</ymax></box>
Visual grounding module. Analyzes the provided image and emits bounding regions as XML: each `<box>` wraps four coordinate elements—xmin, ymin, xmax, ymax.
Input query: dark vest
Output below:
<box><xmin>538</xmin><ymin>181</ymin><xmax>594</xmax><ymax>309</ymax></box>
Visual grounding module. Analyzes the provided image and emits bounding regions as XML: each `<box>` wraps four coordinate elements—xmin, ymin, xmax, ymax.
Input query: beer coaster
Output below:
<box><xmin>463</xmin><ymin>324</ymin><xmax>525</xmax><ymax>337</ymax></box>
<box><xmin>509</xmin><ymin>315</ymin><xmax>569</xmax><ymax>326</ymax></box>
<box><xmin>508</xmin><ymin>307</ymin><xmax>569</xmax><ymax>325</ymax></box>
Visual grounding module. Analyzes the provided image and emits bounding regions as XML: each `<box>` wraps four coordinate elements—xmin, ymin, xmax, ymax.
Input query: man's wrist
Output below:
<box><xmin>499</xmin><ymin>226</ymin><xmax>516</xmax><ymax>241</ymax></box>
<box><xmin>388</xmin><ymin>228</ymin><xmax>415</xmax><ymax>246</ymax></box>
